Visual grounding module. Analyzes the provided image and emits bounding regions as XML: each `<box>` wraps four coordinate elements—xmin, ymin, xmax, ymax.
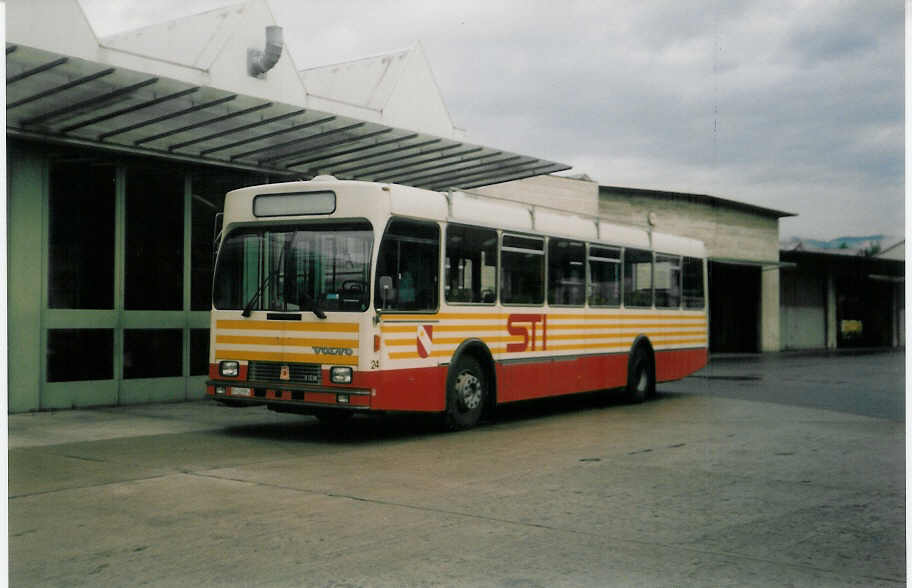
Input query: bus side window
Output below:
<box><xmin>501</xmin><ymin>234</ymin><xmax>545</xmax><ymax>305</ymax></box>
<box><xmin>375</xmin><ymin>218</ymin><xmax>439</xmax><ymax>312</ymax></box>
<box><xmin>682</xmin><ymin>257</ymin><xmax>705</xmax><ymax>308</ymax></box>
<box><xmin>624</xmin><ymin>248</ymin><xmax>653</xmax><ymax>308</ymax></box>
<box><xmin>548</xmin><ymin>238</ymin><xmax>585</xmax><ymax>306</ymax></box>
<box><xmin>654</xmin><ymin>253</ymin><xmax>682</xmax><ymax>308</ymax></box>
<box><xmin>445</xmin><ymin>224</ymin><xmax>497</xmax><ymax>304</ymax></box>
<box><xmin>588</xmin><ymin>245</ymin><xmax>621</xmax><ymax>306</ymax></box>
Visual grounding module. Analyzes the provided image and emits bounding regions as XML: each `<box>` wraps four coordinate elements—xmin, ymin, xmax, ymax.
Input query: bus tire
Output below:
<box><xmin>627</xmin><ymin>346</ymin><xmax>655</xmax><ymax>403</ymax></box>
<box><xmin>444</xmin><ymin>356</ymin><xmax>486</xmax><ymax>430</ymax></box>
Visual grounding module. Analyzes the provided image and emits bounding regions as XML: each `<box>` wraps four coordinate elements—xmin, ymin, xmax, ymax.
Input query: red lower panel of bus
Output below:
<box><xmin>363</xmin><ymin>347</ymin><xmax>707</xmax><ymax>410</ymax></box>
<box><xmin>358</xmin><ymin>367</ymin><xmax>448</xmax><ymax>412</ymax></box>
<box><xmin>208</xmin><ymin>347</ymin><xmax>707</xmax><ymax>412</ymax></box>
<box><xmin>654</xmin><ymin>347</ymin><xmax>708</xmax><ymax>383</ymax></box>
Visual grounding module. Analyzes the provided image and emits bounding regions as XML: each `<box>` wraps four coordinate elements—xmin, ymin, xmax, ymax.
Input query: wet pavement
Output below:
<box><xmin>8</xmin><ymin>351</ymin><xmax>906</xmax><ymax>586</ymax></box>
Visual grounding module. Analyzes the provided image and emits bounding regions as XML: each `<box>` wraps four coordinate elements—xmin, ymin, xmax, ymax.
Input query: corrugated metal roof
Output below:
<box><xmin>6</xmin><ymin>0</ymin><xmax>569</xmax><ymax>190</ymax></box>
<box><xmin>6</xmin><ymin>43</ymin><xmax>568</xmax><ymax>188</ymax></box>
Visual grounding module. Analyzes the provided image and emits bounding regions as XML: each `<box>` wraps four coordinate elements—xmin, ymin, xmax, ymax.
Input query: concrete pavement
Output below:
<box><xmin>8</xmin><ymin>352</ymin><xmax>906</xmax><ymax>586</ymax></box>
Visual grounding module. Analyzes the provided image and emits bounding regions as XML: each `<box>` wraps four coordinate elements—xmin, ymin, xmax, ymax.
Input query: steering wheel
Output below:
<box><xmin>341</xmin><ymin>280</ymin><xmax>365</xmax><ymax>293</ymax></box>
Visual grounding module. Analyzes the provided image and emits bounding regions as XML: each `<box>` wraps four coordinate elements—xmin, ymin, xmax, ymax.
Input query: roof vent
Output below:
<box><xmin>312</xmin><ymin>175</ymin><xmax>338</xmax><ymax>182</ymax></box>
<box><xmin>248</xmin><ymin>26</ymin><xmax>284</xmax><ymax>78</ymax></box>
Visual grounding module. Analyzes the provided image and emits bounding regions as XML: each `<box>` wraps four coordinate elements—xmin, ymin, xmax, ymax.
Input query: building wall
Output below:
<box><xmin>779</xmin><ymin>250</ymin><xmax>905</xmax><ymax>351</ymax></box>
<box><xmin>599</xmin><ymin>188</ymin><xmax>783</xmax><ymax>352</ymax></box>
<box><xmin>598</xmin><ymin>190</ymin><xmax>780</xmax><ymax>262</ymax></box>
<box><xmin>7</xmin><ymin>140</ymin><xmax>270</xmax><ymax>412</ymax></box>
<box><xmin>473</xmin><ymin>175</ymin><xmax>599</xmax><ymax>217</ymax></box>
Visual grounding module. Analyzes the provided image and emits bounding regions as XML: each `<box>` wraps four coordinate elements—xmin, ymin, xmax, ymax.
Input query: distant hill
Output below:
<box><xmin>786</xmin><ymin>235</ymin><xmax>885</xmax><ymax>250</ymax></box>
<box><xmin>781</xmin><ymin>235</ymin><xmax>902</xmax><ymax>257</ymax></box>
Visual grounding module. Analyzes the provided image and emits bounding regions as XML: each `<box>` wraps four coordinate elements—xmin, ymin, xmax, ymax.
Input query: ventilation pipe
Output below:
<box><xmin>248</xmin><ymin>25</ymin><xmax>284</xmax><ymax>78</ymax></box>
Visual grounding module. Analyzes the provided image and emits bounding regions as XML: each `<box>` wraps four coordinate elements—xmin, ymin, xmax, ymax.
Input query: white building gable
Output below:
<box><xmin>93</xmin><ymin>0</ymin><xmax>306</xmax><ymax>106</ymax></box>
<box><xmin>299</xmin><ymin>43</ymin><xmax>460</xmax><ymax>139</ymax></box>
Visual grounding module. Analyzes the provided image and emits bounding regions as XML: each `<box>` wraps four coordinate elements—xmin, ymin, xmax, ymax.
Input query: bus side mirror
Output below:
<box><xmin>378</xmin><ymin>275</ymin><xmax>393</xmax><ymax>308</ymax></box>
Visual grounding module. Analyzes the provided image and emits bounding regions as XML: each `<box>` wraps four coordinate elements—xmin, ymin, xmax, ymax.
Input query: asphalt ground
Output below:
<box><xmin>7</xmin><ymin>351</ymin><xmax>906</xmax><ymax>586</ymax></box>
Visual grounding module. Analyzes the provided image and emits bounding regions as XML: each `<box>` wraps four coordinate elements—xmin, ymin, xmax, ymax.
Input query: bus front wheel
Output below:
<box><xmin>444</xmin><ymin>356</ymin><xmax>486</xmax><ymax>430</ymax></box>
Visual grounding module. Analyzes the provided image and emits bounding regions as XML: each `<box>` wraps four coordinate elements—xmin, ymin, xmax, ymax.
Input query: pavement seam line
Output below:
<box><xmin>184</xmin><ymin>470</ymin><xmax>905</xmax><ymax>585</ymax></box>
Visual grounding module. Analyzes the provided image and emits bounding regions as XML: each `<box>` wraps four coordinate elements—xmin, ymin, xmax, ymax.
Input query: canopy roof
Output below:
<box><xmin>5</xmin><ymin>0</ymin><xmax>569</xmax><ymax>190</ymax></box>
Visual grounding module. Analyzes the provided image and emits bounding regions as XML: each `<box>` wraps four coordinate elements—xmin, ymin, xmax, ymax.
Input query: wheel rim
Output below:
<box><xmin>454</xmin><ymin>370</ymin><xmax>482</xmax><ymax>411</ymax></box>
<box><xmin>636</xmin><ymin>368</ymin><xmax>648</xmax><ymax>393</ymax></box>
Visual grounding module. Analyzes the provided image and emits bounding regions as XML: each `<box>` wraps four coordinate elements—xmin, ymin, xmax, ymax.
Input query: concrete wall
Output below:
<box><xmin>599</xmin><ymin>187</ymin><xmax>783</xmax><ymax>352</ymax></box>
<box><xmin>598</xmin><ymin>190</ymin><xmax>780</xmax><ymax>262</ymax></box>
<box><xmin>473</xmin><ymin>175</ymin><xmax>599</xmax><ymax>217</ymax></box>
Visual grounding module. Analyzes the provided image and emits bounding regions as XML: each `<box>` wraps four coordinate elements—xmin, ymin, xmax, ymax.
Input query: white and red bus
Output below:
<box><xmin>207</xmin><ymin>176</ymin><xmax>707</xmax><ymax>429</ymax></box>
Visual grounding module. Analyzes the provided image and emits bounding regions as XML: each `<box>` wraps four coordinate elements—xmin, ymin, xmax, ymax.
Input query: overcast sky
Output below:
<box><xmin>80</xmin><ymin>0</ymin><xmax>904</xmax><ymax>240</ymax></box>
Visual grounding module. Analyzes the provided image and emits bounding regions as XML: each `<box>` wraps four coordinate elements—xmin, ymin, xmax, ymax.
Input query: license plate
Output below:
<box><xmin>230</xmin><ymin>387</ymin><xmax>252</xmax><ymax>397</ymax></box>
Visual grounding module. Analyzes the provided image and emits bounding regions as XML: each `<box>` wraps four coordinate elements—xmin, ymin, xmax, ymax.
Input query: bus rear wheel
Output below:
<box><xmin>444</xmin><ymin>356</ymin><xmax>486</xmax><ymax>430</ymax></box>
<box><xmin>627</xmin><ymin>347</ymin><xmax>655</xmax><ymax>403</ymax></box>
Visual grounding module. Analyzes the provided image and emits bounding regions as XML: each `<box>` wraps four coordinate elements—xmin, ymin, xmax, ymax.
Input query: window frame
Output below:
<box><xmin>547</xmin><ymin>237</ymin><xmax>586</xmax><ymax>307</ymax></box>
<box><xmin>444</xmin><ymin>223</ymin><xmax>499</xmax><ymax>306</ymax></box>
<box><xmin>500</xmin><ymin>232</ymin><xmax>546</xmax><ymax>306</ymax></box>
<box><xmin>654</xmin><ymin>252</ymin><xmax>683</xmax><ymax>309</ymax></box>
<box><xmin>587</xmin><ymin>243</ymin><xmax>623</xmax><ymax>308</ymax></box>
<box><xmin>373</xmin><ymin>217</ymin><xmax>441</xmax><ymax>314</ymax></box>
<box><xmin>682</xmin><ymin>256</ymin><xmax>706</xmax><ymax>309</ymax></box>
<box><xmin>623</xmin><ymin>246</ymin><xmax>654</xmax><ymax>309</ymax></box>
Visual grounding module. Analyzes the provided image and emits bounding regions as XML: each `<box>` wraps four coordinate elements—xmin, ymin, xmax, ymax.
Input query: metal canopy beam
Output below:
<box><xmin>203</xmin><ymin>114</ymin><xmax>335</xmax><ymax>157</ymax></box>
<box><xmin>9</xmin><ymin>67</ymin><xmax>115</xmax><ymax>109</ymax></box>
<box><xmin>245</xmin><ymin>121</ymin><xmax>367</xmax><ymax>163</ymax></box>
<box><xmin>135</xmin><ymin>102</ymin><xmax>273</xmax><ymax>146</ymax></box>
<box><xmin>334</xmin><ymin>142</ymin><xmax>463</xmax><ymax>176</ymax></box>
<box><xmin>22</xmin><ymin>77</ymin><xmax>160</xmax><ymax>127</ymax></box>
<box><xmin>7</xmin><ymin>56</ymin><xmax>68</xmax><ymax>84</ymax></box>
<box><xmin>379</xmin><ymin>148</ymin><xmax>494</xmax><ymax>182</ymax></box>
<box><xmin>99</xmin><ymin>94</ymin><xmax>237</xmax><ymax>140</ymax></box>
<box><xmin>59</xmin><ymin>87</ymin><xmax>201</xmax><ymax>133</ymax></box>
<box><xmin>168</xmin><ymin>108</ymin><xmax>305</xmax><ymax>151</ymax></box>
<box><xmin>6</xmin><ymin>43</ymin><xmax>570</xmax><ymax>190</ymax></box>
<box><xmin>271</xmin><ymin>128</ymin><xmax>393</xmax><ymax>167</ymax></box>
<box><xmin>327</xmin><ymin>138</ymin><xmax>443</xmax><ymax>175</ymax></box>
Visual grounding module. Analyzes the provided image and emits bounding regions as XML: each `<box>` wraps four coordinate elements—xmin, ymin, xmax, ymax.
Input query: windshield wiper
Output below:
<box><xmin>241</xmin><ymin>233</ymin><xmax>294</xmax><ymax>317</ymax></box>
<box><xmin>299</xmin><ymin>290</ymin><xmax>327</xmax><ymax>320</ymax></box>
<box><xmin>241</xmin><ymin>265</ymin><xmax>280</xmax><ymax>317</ymax></box>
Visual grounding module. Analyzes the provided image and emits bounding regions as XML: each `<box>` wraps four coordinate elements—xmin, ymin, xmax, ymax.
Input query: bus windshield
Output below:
<box><xmin>213</xmin><ymin>221</ymin><xmax>373</xmax><ymax>313</ymax></box>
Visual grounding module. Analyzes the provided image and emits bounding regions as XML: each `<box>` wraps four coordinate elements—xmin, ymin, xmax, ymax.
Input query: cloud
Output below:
<box><xmin>77</xmin><ymin>0</ymin><xmax>905</xmax><ymax>239</ymax></box>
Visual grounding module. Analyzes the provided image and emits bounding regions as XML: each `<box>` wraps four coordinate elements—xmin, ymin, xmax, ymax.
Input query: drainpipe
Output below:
<box><xmin>248</xmin><ymin>26</ymin><xmax>284</xmax><ymax>78</ymax></box>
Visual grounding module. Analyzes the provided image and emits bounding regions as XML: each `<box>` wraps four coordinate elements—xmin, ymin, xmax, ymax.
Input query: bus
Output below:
<box><xmin>207</xmin><ymin>175</ymin><xmax>708</xmax><ymax>429</ymax></box>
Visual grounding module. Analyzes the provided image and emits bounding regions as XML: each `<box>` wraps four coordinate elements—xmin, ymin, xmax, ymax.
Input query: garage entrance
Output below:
<box><xmin>709</xmin><ymin>262</ymin><xmax>761</xmax><ymax>353</ymax></box>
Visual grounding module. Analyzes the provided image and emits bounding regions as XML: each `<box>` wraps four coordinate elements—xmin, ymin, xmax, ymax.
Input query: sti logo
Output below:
<box><xmin>506</xmin><ymin>314</ymin><xmax>547</xmax><ymax>352</ymax></box>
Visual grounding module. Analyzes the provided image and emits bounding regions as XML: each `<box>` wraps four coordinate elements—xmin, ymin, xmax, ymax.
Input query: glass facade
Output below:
<box><xmin>36</xmin><ymin>144</ymin><xmax>271</xmax><ymax>396</ymax></box>
<box><xmin>48</xmin><ymin>161</ymin><xmax>116</xmax><ymax>309</ymax></box>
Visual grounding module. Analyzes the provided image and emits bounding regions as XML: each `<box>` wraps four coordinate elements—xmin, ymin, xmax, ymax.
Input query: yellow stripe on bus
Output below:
<box><xmin>215</xmin><ymin>335</ymin><xmax>358</xmax><ymax>347</ymax></box>
<box><xmin>216</xmin><ymin>320</ymin><xmax>359</xmax><ymax>333</ymax></box>
<box><xmin>215</xmin><ymin>349</ymin><xmax>358</xmax><ymax>365</ymax></box>
<box><xmin>385</xmin><ymin>338</ymin><xmax>707</xmax><ymax>360</ymax></box>
<box><xmin>380</xmin><ymin>311</ymin><xmax>706</xmax><ymax>322</ymax></box>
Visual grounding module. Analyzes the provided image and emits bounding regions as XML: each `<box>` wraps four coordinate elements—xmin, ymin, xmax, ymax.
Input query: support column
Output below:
<box><xmin>826</xmin><ymin>272</ymin><xmax>837</xmax><ymax>349</ymax></box>
<box><xmin>7</xmin><ymin>146</ymin><xmax>47</xmax><ymax>412</ymax></box>
<box><xmin>760</xmin><ymin>267</ymin><xmax>781</xmax><ymax>352</ymax></box>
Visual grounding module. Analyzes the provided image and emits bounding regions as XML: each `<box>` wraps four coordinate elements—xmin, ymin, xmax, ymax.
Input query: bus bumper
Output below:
<box><xmin>206</xmin><ymin>380</ymin><xmax>372</xmax><ymax>411</ymax></box>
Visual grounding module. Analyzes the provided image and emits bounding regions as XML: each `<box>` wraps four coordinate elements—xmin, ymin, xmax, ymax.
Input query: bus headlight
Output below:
<box><xmin>330</xmin><ymin>366</ymin><xmax>353</xmax><ymax>384</ymax></box>
<box><xmin>219</xmin><ymin>360</ymin><xmax>239</xmax><ymax>377</ymax></box>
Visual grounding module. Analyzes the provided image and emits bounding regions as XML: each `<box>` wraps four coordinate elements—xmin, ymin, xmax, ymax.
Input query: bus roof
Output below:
<box><xmin>226</xmin><ymin>177</ymin><xmax>706</xmax><ymax>258</ymax></box>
